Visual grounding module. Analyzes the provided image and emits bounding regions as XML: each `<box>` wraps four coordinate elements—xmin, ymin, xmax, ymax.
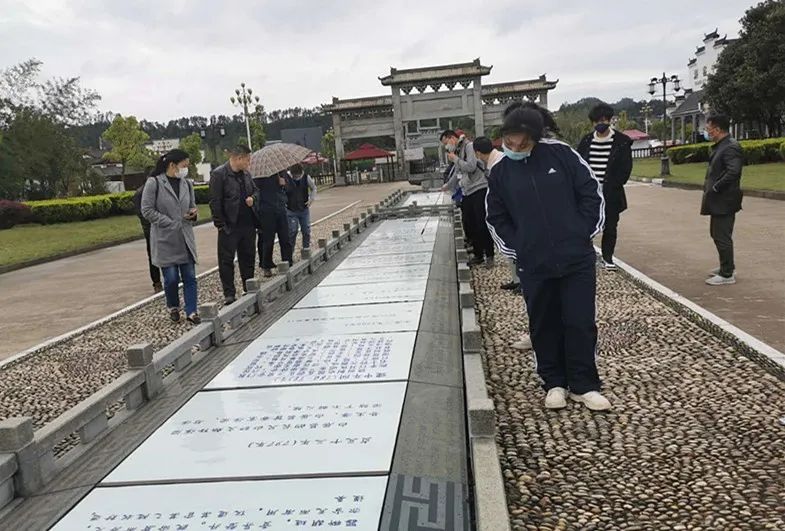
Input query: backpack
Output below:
<box><xmin>133</xmin><ymin>178</ymin><xmax>159</xmax><ymax>226</ymax></box>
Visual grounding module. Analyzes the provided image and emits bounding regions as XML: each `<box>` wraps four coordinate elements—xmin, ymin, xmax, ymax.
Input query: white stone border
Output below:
<box><xmin>608</xmin><ymin>249</ymin><xmax>785</xmax><ymax>375</ymax></box>
<box><xmin>0</xmin><ymin>201</ymin><xmax>364</xmax><ymax>370</ymax></box>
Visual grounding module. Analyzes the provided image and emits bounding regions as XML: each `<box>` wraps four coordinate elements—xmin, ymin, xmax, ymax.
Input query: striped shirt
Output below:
<box><xmin>588</xmin><ymin>130</ymin><xmax>614</xmax><ymax>182</ymax></box>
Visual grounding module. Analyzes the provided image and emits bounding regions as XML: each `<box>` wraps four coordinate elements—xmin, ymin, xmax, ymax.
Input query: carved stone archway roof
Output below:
<box><xmin>379</xmin><ymin>58</ymin><xmax>492</xmax><ymax>87</ymax></box>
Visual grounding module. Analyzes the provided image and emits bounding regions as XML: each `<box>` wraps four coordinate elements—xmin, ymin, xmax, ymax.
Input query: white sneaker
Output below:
<box><xmin>601</xmin><ymin>258</ymin><xmax>618</xmax><ymax>271</ymax></box>
<box><xmin>569</xmin><ymin>391</ymin><xmax>612</xmax><ymax>411</ymax></box>
<box><xmin>512</xmin><ymin>335</ymin><xmax>532</xmax><ymax>351</ymax></box>
<box><xmin>708</xmin><ymin>267</ymin><xmax>735</xmax><ymax>277</ymax></box>
<box><xmin>705</xmin><ymin>274</ymin><xmax>736</xmax><ymax>286</ymax></box>
<box><xmin>545</xmin><ymin>387</ymin><xmax>568</xmax><ymax>409</ymax></box>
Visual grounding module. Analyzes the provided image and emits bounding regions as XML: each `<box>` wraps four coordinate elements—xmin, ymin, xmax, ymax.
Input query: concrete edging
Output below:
<box><xmin>608</xmin><ymin>250</ymin><xmax>785</xmax><ymax>380</ymax></box>
<box><xmin>455</xmin><ymin>217</ymin><xmax>512</xmax><ymax>531</ymax></box>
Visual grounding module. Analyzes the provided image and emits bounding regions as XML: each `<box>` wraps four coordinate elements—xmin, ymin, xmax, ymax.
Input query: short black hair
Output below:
<box><xmin>473</xmin><ymin>136</ymin><xmax>493</xmax><ymax>154</ymax></box>
<box><xmin>588</xmin><ymin>103</ymin><xmax>615</xmax><ymax>122</ymax></box>
<box><xmin>290</xmin><ymin>163</ymin><xmax>304</xmax><ymax>175</ymax></box>
<box><xmin>504</xmin><ymin>101</ymin><xmax>561</xmax><ymax>137</ymax></box>
<box><xmin>440</xmin><ymin>129</ymin><xmax>458</xmax><ymax>141</ymax></box>
<box><xmin>227</xmin><ymin>144</ymin><xmax>252</xmax><ymax>156</ymax></box>
<box><xmin>706</xmin><ymin>113</ymin><xmax>730</xmax><ymax>132</ymax></box>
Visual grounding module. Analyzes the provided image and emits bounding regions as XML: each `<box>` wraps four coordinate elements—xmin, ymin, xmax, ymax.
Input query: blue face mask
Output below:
<box><xmin>503</xmin><ymin>145</ymin><xmax>531</xmax><ymax>161</ymax></box>
<box><xmin>702</xmin><ymin>130</ymin><xmax>711</xmax><ymax>141</ymax></box>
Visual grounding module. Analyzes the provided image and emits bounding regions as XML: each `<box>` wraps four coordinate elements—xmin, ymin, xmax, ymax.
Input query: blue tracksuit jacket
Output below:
<box><xmin>485</xmin><ymin>138</ymin><xmax>605</xmax><ymax>278</ymax></box>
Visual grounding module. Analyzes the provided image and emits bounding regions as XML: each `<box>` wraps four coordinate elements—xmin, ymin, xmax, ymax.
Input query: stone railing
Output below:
<box><xmin>0</xmin><ymin>190</ymin><xmax>407</xmax><ymax>512</ymax></box>
<box><xmin>453</xmin><ymin>208</ymin><xmax>513</xmax><ymax>531</ymax></box>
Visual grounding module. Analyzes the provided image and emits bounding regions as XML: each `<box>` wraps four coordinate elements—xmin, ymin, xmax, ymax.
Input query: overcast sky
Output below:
<box><xmin>0</xmin><ymin>0</ymin><xmax>750</xmax><ymax>122</ymax></box>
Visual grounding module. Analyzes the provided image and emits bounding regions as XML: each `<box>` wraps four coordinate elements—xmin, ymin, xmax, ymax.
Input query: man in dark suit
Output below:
<box><xmin>209</xmin><ymin>145</ymin><xmax>258</xmax><ymax>304</ymax></box>
<box><xmin>577</xmin><ymin>104</ymin><xmax>633</xmax><ymax>270</ymax></box>
<box><xmin>701</xmin><ymin>113</ymin><xmax>743</xmax><ymax>286</ymax></box>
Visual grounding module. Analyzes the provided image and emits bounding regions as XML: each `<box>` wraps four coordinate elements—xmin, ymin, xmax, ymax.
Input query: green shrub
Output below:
<box><xmin>108</xmin><ymin>191</ymin><xmax>136</xmax><ymax>215</ymax></box>
<box><xmin>25</xmin><ymin>196</ymin><xmax>113</xmax><ymax>224</ymax></box>
<box><xmin>0</xmin><ymin>200</ymin><xmax>32</xmax><ymax>230</ymax></box>
<box><xmin>194</xmin><ymin>185</ymin><xmax>210</xmax><ymax>204</ymax></box>
<box><xmin>781</xmin><ymin>141</ymin><xmax>785</xmax><ymax>161</ymax></box>
<box><xmin>668</xmin><ymin>137</ymin><xmax>785</xmax><ymax>165</ymax></box>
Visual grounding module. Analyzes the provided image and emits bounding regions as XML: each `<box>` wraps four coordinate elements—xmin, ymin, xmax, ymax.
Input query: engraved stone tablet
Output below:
<box><xmin>53</xmin><ymin>476</ymin><xmax>387</xmax><ymax>530</ymax></box>
<box><xmin>337</xmin><ymin>252</ymin><xmax>433</xmax><ymax>271</ymax></box>
<box><xmin>401</xmin><ymin>192</ymin><xmax>446</xmax><ymax>206</ymax></box>
<box><xmin>206</xmin><ymin>332</ymin><xmax>416</xmax><ymax>389</ymax></box>
<box><xmin>320</xmin><ymin>264</ymin><xmax>432</xmax><ymax>287</ymax></box>
<box><xmin>295</xmin><ymin>280</ymin><xmax>427</xmax><ymax>309</ymax></box>
<box><xmin>102</xmin><ymin>382</ymin><xmax>407</xmax><ymax>484</ymax></box>
<box><xmin>350</xmin><ymin>240</ymin><xmax>435</xmax><ymax>257</ymax></box>
<box><xmin>262</xmin><ymin>302</ymin><xmax>423</xmax><ymax>337</ymax></box>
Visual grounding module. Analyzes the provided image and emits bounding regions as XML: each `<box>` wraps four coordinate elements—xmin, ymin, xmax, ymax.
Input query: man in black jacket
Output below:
<box><xmin>577</xmin><ymin>103</ymin><xmax>633</xmax><ymax>270</ymax></box>
<box><xmin>133</xmin><ymin>183</ymin><xmax>162</xmax><ymax>292</ymax></box>
<box><xmin>254</xmin><ymin>170</ymin><xmax>293</xmax><ymax>277</ymax></box>
<box><xmin>486</xmin><ymin>103</ymin><xmax>611</xmax><ymax>412</ymax></box>
<box><xmin>701</xmin><ymin>113</ymin><xmax>743</xmax><ymax>286</ymax></box>
<box><xmin>209</xmin><ymin>145</ymin><xmax>258</xmax><ymax>305</ymax></box>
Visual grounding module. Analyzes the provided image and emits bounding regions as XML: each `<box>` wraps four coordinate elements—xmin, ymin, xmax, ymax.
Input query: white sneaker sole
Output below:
<box><xmin>705</xmin><ymin>278</ymin><xmax>736</xmax><ymax>286</ymax></box>
<box><xmin>545</xmin><ymin>398</ymin><xmax>567</xmax><ymax>410</ymax></box>
<box><xmin>569</xmin><ymin>393</ymin><xmax>612</xmax><ymax>411</ymax></box>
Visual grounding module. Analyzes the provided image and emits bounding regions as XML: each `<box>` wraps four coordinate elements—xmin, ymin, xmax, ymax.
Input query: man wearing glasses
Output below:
<box><xmin>485</xmin><ymin>102</ymin><xmax>611</xmax><ymax>412</ymax></box>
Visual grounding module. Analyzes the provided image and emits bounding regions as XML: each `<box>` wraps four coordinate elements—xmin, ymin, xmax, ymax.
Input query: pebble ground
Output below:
<box><xmin>472</xmin><ymin>262</ymin><xmax>785</xmax><ymax>530</ymax></box>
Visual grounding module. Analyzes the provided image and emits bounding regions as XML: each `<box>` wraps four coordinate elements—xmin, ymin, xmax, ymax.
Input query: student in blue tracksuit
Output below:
<box><xmin>485</xmin><ymin>102</ymin><xmax>612</xmax><ymax>411</ymax></box>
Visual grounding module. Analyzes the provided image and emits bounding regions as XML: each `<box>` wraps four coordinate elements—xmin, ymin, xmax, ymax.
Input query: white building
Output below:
<box><xmin>146</xmin><ymin>138</ymin><xmax>180</xmax><ymax>156</ymax></box>
<box><xmin>686</xmin><ymin>30</ymin><xmax>737</xmax><ymax>90</ymax></box>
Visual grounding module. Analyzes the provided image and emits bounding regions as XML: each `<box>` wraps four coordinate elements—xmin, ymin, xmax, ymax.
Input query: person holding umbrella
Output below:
<box><xmin>249</xmin><ymin>143</ymin><xmax>309</xmax><ymax>277</ymax></box>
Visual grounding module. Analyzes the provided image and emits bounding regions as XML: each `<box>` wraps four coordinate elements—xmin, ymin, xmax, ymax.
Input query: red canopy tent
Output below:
<box><xmin>301</xmin><ymin>151</ymin><xmax>329</xmax><ymax>165</ymax></box>
<box><xmin>342</xmin><ymin>143</ymin><xmax>396</xmax><ymax>183</ymax></box>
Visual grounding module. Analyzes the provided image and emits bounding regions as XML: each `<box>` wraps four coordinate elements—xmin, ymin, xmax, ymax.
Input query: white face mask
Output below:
<box><xmin>176</xmin><ymin>167</ymin><xmax>188</xmax><ymax>179</ymax></box>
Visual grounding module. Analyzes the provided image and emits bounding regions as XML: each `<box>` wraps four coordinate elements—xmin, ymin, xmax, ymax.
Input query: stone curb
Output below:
<box><xmin>0</xmin><ymin>190</ymin><xmax>408</xmax><ymax>512</ymax></box>
<box><xmin>608</xmin><ymin>249</ymin><xmax>785</xmax><ymax>381</ymax></box>
<box><xmin>629</xmin><ymin>176</ymin><xmax>785</xmax><ymax>201</ymax></box>
<box><xmin>455</xmin><ymin>221</ymin><xmax>512</xmax><ymax>531</ymax></box>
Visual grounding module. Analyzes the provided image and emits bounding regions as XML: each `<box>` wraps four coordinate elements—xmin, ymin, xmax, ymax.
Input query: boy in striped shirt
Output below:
<box><xmin>577</xmin><ymin>104</ymin><xmax>633</xmax><ymax>270</ymax></box>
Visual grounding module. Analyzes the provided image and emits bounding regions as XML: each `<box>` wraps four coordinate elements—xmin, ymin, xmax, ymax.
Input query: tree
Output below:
<box><xmin>321</xmin><ymin>129</ymin><xmax>336</xmax><ymax>160</ymax></box>
<box><xmin>704</xmin><ymin>0</ymin><xmax>785</xmax><ymax>137</ymax></box>
<box><xmin>0</xmin><ymin>108</ymin><xmax>87</xmax><ymax>199</ymax></box>
<box><xmin>615</xmin><ymin>111</ymin><xmax>640</xmax><ymax>132</ymax></box>
<box><xmin>649</xmin><ymin>120</ymin><xmax>669</xmax><ymax>141</ymax></box>
<box><xmin>179</xmin><ymin>133</ymin><xmax>204</xmax><ymax>180</ymax></box>
<box><xmin>101</xmin><ymin>115</ymin><xmax>153</xmax><ymax>175</ymax></box>
<box><xmin>249</xmin><ymin>119</ymin><xmax>266</xmax><ymax>150</ymax></box>
<box><xmin>554</xmin><ymin>107</ymin><xmax>592</xmax><ymax>147</ymax></box>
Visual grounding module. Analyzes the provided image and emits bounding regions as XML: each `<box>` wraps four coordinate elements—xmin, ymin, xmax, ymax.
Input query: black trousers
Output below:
<box><xmin>520</xmin><ymin>260</ymin><xmax>601</xmax><ymax>394</ymax></box>
<box><xmin>260</xmin><ymin>210</ymin><xmax>293</xmax><ymax>269</ymax></box>
<box><xmin>601</xmin><ymin>207</ymin><xmax>621</xmax><ymax>262</ymax></box>
<box><xmin>710</xmin><ymin>214</ymin><xmax>736</xmax><ymax>277</ymax></box>
<box><xmin>217</xmin><ymin>225</ymin><xmax>256</xmax><ymax>298</ymax></box>
<box><xmin>462</xmin><ymin>189</ymin><xmax>495</xmax><ymax>260</ymax></box>
<box><xmin>141</xmin><ymin>222</ymin><xmax>161</xmax><ymax>286</ymax></box>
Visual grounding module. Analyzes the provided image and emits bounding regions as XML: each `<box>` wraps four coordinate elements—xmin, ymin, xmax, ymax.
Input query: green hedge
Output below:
<box><xmin>194</xmin><ymin>185</ymin><xmax>210</xmax><ymax>204</ymax></box>
<box><xmin>20</xmin><ymin>184</ymin><xmax>211</xmax><ymax>225</ymax></box>
<box><xmin>668</xmin><ymin>137</ymin><xmax>785</xmax><ymax>165</ymax></box>
<box><xmin>26</xmin><ymin>196</ymin><xmax>113</xmax><ymax>224</ymax></box>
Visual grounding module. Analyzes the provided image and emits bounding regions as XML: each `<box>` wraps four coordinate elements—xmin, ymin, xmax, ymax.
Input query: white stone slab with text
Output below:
<box><xmin>336</xmin><ymin>252</ymin><xmax>433</xmax><ymax>271</ymax></box>
<box><xmin>206</xmin><ymin>332</ymin><xmax>417</xmax><ymax>389</ymax></box>
<box><xmin>295</xmin><ymin>280</ymin><xmax>427</xmax><ymax>309</ymax></box>
<box><xmin>53</xmin><ymin>476</ymin><xmax>387</xmax><ymax>530</ymax></box>
<box><xmin>319</xmin><ymin>263</ymin><xmax>432</xmax><ymax>287</ymax></box>
<box><xmin>102</xmin><ymin>382</ymin><xmax>407</xmax><ymax>484</ymax></box>
<box><xmin>261</xmin><ymin>302</ymin><xmax>423</xmax><ymax>338</ymax></box>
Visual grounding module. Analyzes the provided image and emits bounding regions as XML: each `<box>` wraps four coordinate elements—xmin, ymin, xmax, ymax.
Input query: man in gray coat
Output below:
<box><xmin>701</xmin><ymin>113</ymin><xmax>743</xmax><ymax>286</ymax></box>
<box><xmin>441</xmin><ymin>130</ymin><xmax>495</xmax><ymax>268</ymax></box>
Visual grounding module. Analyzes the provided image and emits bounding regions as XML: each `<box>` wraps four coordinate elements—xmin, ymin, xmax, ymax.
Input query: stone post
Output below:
<box><xmin>473</xmin><ymin>76</ymin><xmax>485</xmax><ymax>137</ymax></box>
<box><xmin>277</xmin><ymin>262</ymin><xmax>292</xmax><ymax>291</ymax></box>
<box><xmin>0</xmin><ymin>417</ymin><xmax>45</xmax><ymax>496</ymax></box>
<box><xmin>199</xmin><ymin>302</ymin><xmax>223</xmax><ymax>345</ymax></box>
<box><xmin>127</xmin><ymin>343</ymin><xmax>162</xmax><ymax>400</ymax></box>
<box><xmin>391</xmin><ymin>86</ymin><xmax>407</xmax><ymax>181</ymax></box>
<box><xmin>332</xmin><ymin>104</ymin><xmax>346</xmax><ymax>186</ymax></box>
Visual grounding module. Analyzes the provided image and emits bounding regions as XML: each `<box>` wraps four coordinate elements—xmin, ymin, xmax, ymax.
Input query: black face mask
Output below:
<box><xmin>595</xmin><ymin>123</ymin><xmax>611</xmax><ymax>134</ymax></box>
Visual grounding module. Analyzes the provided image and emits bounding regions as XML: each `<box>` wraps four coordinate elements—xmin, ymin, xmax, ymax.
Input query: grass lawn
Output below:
<box><xmin>0</xmin><ymin>204</ymin><xmax>212</xmax><ymax>270</ymax></box>
<box><xmin>632</xmin><ymin>159</ymin><xmax>785</xmax><ymax>192</ymax></box>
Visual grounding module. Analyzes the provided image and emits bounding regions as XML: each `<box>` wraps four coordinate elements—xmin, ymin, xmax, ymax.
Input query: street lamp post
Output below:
<box><xmin>648</xmin><ymin>73</ymin><xmax>681</xmax><ymax>176</ymax></box>
<box><xmin>200</xmin><ymin>116</ymin><xmax>226</xmax><ymax>169</ymax></box>
<box><xmin>231</xmin><ymin>82</ymin><xmax>260</xmax><ymax>150</ymax></box>
<box><xmin>640</xmin><ymin>104</ymin><xmax>653</xmax><ymax>135</ymax></box>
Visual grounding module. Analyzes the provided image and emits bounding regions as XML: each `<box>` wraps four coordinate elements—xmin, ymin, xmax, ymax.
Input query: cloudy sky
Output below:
<box><xmin>1</xmin><ymin>0</ymin><xmax>750</xmax><ymax>122</ymax></box>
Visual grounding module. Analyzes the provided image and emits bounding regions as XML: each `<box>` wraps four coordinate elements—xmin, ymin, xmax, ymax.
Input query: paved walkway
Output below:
<box><xmin>0</xmin><ymin>183</ymin><xmax>411</xmax><ymax>360</ymax></box>
<box><xmin>616</xmin><ymin>183</ymin><xmax>785</xmax><ymax>352</ymax></box>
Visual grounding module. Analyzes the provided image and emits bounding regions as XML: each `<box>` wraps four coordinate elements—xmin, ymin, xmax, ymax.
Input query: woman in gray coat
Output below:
<box><xmin>141</xmin><ymin>149</ymin><xmax>200</xmax><ymax>324</ymax></box>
